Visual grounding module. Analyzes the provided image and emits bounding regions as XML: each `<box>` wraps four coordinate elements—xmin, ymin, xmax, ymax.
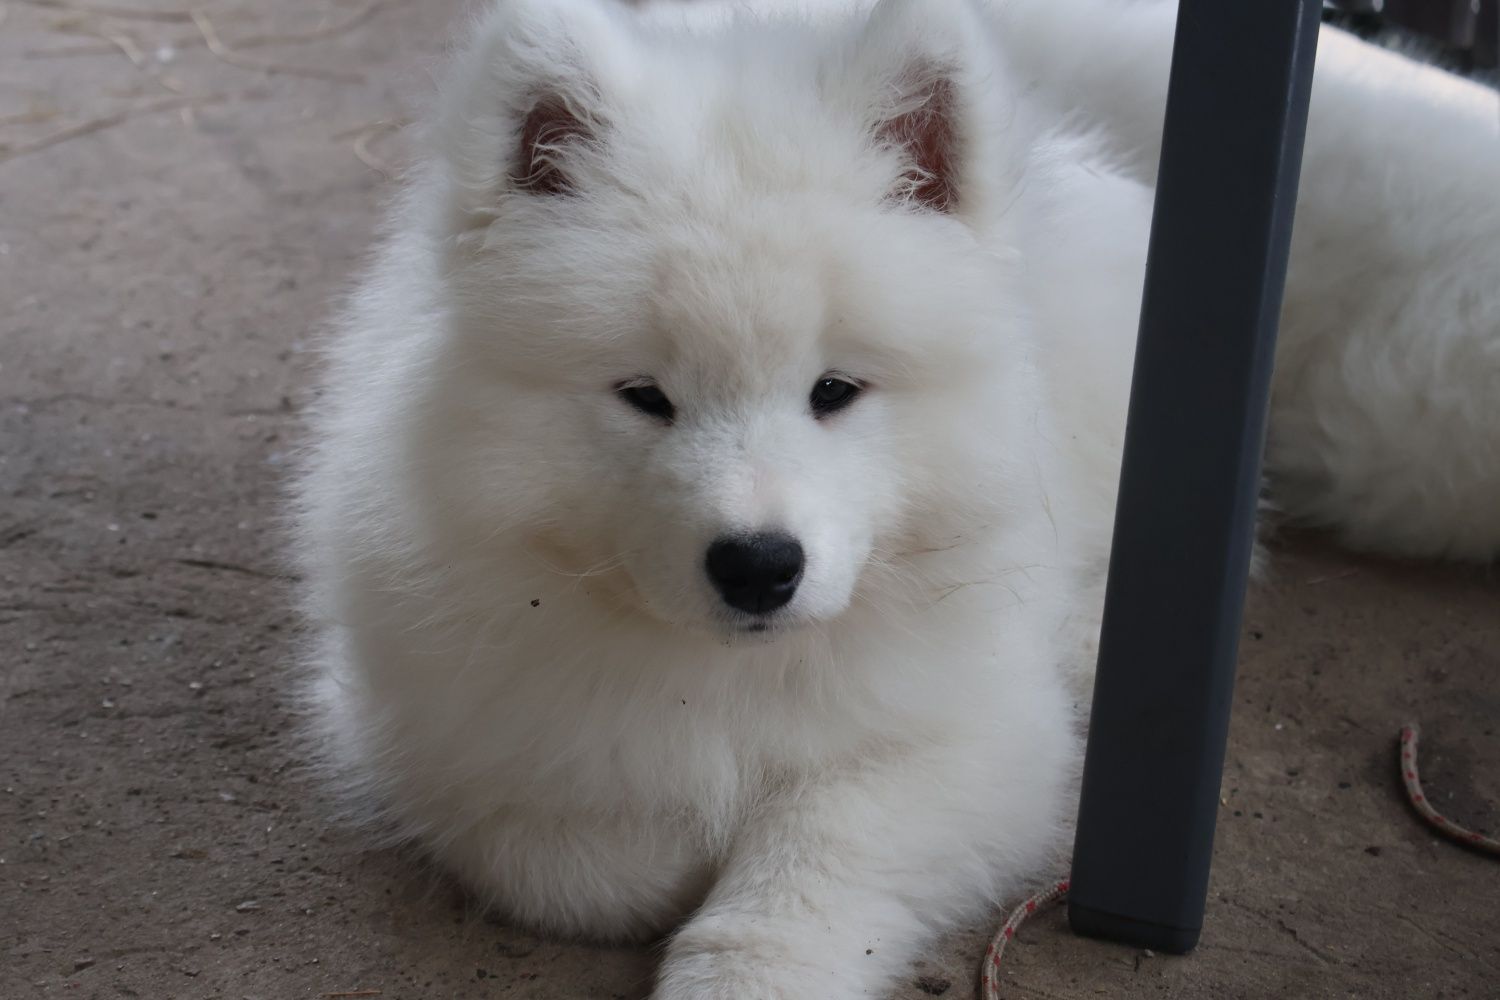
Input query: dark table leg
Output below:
<box><xmin>1067</xmin><ymin>0</ymin><xmax>1321</xmax><ymax>954</ymax></box>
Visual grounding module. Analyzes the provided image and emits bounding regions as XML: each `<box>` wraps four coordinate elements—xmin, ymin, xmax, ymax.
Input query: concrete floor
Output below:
<box><xmin>2</xmin><ymin>1</ymin><xmax>1496</xmax><ymax>997</ymax></box>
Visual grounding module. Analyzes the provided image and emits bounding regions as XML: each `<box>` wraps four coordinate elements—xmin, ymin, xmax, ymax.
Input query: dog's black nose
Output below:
<box><xmin>705</xmin><ymin>533</ymin><xmax>804</xmax><ymax>615</ymax></box>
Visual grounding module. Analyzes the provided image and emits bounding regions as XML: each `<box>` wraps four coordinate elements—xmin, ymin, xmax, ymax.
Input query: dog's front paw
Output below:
<box><xmin>651</xmin><ymin>916</ymin><xmax>853</xmax><ymax>1000</ymax></box>
<box><xmin>651</xmin><ymin>954</ymin><xmax>802</xmax><ymax>1000</ymax></box>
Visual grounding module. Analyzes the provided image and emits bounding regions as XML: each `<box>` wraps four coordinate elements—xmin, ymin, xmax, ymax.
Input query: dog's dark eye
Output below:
<box><xmin>618</xmin><ymin>383</ymin><xmax>675</xmax><ymax>422</ymax></box>
<box><xmin>810</xmin><ymin>376</ymin><xmax>862</xmax><ymax>418</ymax></box>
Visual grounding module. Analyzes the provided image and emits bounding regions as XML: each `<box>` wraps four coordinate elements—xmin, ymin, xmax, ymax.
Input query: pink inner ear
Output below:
<box><xmin>511</xmin><ymin>95</ymin><xmax>593</xmax><ymax>196</ymax></box>
<box><xmin>875</xmin><ymin>73</ymin><xmax>960</xmax><ymax>213</ymax></box>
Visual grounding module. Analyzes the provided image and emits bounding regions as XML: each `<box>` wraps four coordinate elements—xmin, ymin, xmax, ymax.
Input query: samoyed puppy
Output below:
<box><xmin>295</xmin><ymin>0</ymin><xmax>1499</xmax><ymax>997</ymax></box>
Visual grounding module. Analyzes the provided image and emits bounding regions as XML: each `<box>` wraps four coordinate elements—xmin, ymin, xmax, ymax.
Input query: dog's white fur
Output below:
<box><xmin>296</xmin><ymin>1</ymin><xmax>1500</xmax><ymax>997</ymax></box>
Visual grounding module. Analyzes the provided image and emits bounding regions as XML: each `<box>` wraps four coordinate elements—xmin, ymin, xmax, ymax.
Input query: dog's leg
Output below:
<box><xmin>439</xmin><ymin>808</ymin><xmax>715</xmax><ymax>943</ymax></box>
<box><xmin>651</xmin><ymin>735</ymin><xmax>1069</xmax><ymax>1000</ymax></box>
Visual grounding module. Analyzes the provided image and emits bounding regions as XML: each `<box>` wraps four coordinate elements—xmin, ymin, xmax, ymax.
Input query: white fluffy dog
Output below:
<box><xmin>295</xmin><ymin>1</ymin><xmax>1499</xmax><ymax>997</ymax></box>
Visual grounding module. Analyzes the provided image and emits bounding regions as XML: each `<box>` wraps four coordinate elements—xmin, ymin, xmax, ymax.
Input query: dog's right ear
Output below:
<box><xmin>438</xmin><ymin>0</ymin><xmax>628</xmax><ymax>214</ymax></box>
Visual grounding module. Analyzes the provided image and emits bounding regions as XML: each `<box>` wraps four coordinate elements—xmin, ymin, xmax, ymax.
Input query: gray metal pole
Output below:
<box><xmin>1068</xmin><ymin>0</ymin><xmax>1322</xmax><ymax>954</ymax></box>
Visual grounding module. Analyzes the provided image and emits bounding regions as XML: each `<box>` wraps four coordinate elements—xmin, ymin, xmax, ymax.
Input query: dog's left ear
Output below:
<box><xmin>834</xmin><ymin>0</ymin><xmax>992</xmax><ymax>215</ymax></box>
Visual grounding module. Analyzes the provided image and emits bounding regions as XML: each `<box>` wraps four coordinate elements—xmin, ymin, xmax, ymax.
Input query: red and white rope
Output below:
<box><xmin>1399</xmin><ymin>723</ymin><xmax>1500</xmax><ymax>856</ymax></box>
<box><xmin>978</xmin><ymin>877</ymin><xmax>1070</xmax><ymax>1000</ymax></box>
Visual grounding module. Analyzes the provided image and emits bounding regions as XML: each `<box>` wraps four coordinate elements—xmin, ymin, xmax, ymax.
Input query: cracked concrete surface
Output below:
<box><xmin>2</xmin><ymin>1</ymin><xmax>1497</xmax><ymax>997</ymax></box>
